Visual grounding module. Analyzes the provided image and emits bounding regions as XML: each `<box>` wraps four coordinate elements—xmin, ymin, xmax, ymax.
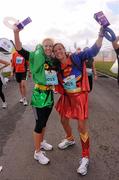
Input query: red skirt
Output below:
<box><xmin>55</xmin><ymin>92</ymin><xmax>88</xmax><ymax>120</ymax></box>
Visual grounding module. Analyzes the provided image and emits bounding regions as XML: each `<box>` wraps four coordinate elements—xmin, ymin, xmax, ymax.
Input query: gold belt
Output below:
<box><xmin>65</xmin><ymin>87</ymin><xmax>82</xmax><ymax>93</ymax></box>
<box><xmin>35</xmin><ymin>84</ymin><xmax>53</xmax><ymax>91</ymax></box>
<box><xmin>76</xmin><ymin>75</ymin><xmax>82</xmax><ymax>82</ymax></box>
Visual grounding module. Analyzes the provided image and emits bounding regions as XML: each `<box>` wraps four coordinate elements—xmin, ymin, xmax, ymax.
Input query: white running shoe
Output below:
<box><xmin>0</xmin><ymin>166</ymin><xmax>3</xmax><ymax>172</ymax></box>
<box><xmin>34</xmin><ymin>151</ymin><xmax>50</xmax><ymax>165</ymax></box>
<box><xmin>2</xmin><ymin>102</ymin><xmax>7</xmax><ymax>109</ymax></box>
<box><xmin>23</xmin><ymin>98</ymin><xmax>28</xmax><ymax>106</ymax></box>
<box><xmin>19</xmin><ymin>98</ymin><xmax>24</xmax><ymax>103</ymax></box>
<box><xmin>77</xmin><ymin>157</ymin><xmax>89</xmax><ymax>175</ymax></box>
<box><xmin>58</xmin><ymin>138</ymin><xmax>75</xmax><ymax>149</ymax></box>
<box><xmin>41</xmin><ymin>140</ymin><xmax>53</xmax><ymax>151</ymax></box>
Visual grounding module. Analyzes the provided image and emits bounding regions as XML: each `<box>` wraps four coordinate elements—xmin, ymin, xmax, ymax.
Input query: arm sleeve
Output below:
<box><xmin>18</xmin><ymin>48</ymin><xmax>30</xmax><ymax>60</ymax></box>
<box><xmin>79</xmin><ymin>43</ymin><xmax>101</xmax><ymax>61</ymax></box>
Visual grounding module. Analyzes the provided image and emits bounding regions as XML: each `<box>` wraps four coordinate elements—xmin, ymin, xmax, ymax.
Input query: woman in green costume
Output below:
<box><xmin>13</xmin><ymin>26</ymin><xmax>58</xmax><ymax>165</ymax></box>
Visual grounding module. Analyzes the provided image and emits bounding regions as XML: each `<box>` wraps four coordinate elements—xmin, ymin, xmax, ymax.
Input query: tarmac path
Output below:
<box><xmin>0</xmin><ymin>74</ymin><xmax>119</xmax><ymax>180</ymax></box>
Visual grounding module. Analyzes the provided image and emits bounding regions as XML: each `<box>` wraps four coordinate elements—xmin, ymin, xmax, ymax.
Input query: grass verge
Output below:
<box><xmin>95</xmin><ymin>61</ymin><xmax>117</xmax><ymax>78</ymax></box>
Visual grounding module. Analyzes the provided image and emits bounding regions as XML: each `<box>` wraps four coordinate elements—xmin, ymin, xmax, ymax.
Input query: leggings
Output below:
<box><xmin>0</xmin><ymin>79</ymin><xmax>5</xmax><ymax>102</ymax></box>
<box><xmin>33</xmin><ymin>106</ymin><xmax>53</xmax><ymax>133</ymax></box>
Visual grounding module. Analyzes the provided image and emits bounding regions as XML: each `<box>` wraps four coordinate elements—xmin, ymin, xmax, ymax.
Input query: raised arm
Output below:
<box><xmin>87</xmin><ymin>27</ymin><xmax>104</xmax><ymax>57</ymax></box>
<box><xmin>75</xmin><ymin>27</ymin><xmax>104</xmax><ymax>61</ymax></box>
<box><xmin>13</xmin><ymin>25</ymin><xmax>30</xmax><ymax>60</ymax></box>
<box><xmin>13</xmin><ymin>25</ymin><xmax>22</xmax><ymax>51</ymax></box>
<box><xmin>95</xmin><ymin>27</ymin><xmax>104</xmax><ymax>48</ymax></box>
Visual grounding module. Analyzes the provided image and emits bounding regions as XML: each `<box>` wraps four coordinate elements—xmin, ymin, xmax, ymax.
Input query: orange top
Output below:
<box><xmin>61</xmin><ymin>57</ymin><xmax>72</xmax><ymax>77</ymax></box>
<box><xmin>55</xmin><ymin>57</ymin><xmax>90</xmax><ymax>94</ymax></box>
<box><xmin>61</xmin><ymin>57</ymin><xmax>72</xmax><ymax>69</ymax></box>
<box><xmin>11</xmin><ymin>51</ymin><xmax>26</xmax><ymax>73</ymax></box>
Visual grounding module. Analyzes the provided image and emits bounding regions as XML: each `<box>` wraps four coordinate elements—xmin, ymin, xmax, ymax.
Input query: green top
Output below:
<box><xmin>29</xmin><ymin>45</ymin><xmax>54</xmax><ymax>85</ymax></box>
<box><xmin>29</xmin><ymin>45</ymin><xmax>54</xmax><ymax>108</ymax></box>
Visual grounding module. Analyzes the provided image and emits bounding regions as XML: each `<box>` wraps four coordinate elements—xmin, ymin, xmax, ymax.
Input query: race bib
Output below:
<box><xmin>16</xmin><ymin>57</ymin><xmax>23</xmax><ymax>64</ymax></box>
<box><xmin>45</xmin><ymin>70</ymin><xmax>58</xmax><ymax>85</ymax></box>
<box><xmin>63</xmin><ymin>75</ymin><xmax>77</xmax><ymax>90</ymax></box>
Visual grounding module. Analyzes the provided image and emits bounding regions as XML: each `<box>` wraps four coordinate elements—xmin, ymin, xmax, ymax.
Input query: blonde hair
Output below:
<box><xmin>42</xmin><ymin>38</ymin><xmax>54</xmax><ymax>45</ymax></box>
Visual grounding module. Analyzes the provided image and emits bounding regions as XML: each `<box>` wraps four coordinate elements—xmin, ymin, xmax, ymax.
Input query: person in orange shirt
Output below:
<box><xmin>11</xmin><ymin>51</ymin><xmax>28</xmax><ymax>105</ymax></box>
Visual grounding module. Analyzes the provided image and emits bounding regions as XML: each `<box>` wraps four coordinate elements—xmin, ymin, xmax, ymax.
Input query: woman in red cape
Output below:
<box><xmin>53</xmin><ymin>28</ymin><xmax>104</xmax><ymax>176</ymax></box>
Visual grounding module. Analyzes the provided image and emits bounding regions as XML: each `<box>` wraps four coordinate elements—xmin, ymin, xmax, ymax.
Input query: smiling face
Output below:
<box><xmin>42</xmin><ymin>39</ymin><xmax>54</xmax><ymax>57</ymax></box>
<box><xmin>53</xmin><ymin>43</ymin><xmax>67</xmax><ymax>63</ymax></box>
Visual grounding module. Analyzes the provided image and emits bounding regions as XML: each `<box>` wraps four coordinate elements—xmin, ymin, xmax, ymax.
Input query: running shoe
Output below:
<box><xmin>19</xmin><ymin>98</ymin><xmax>24</xmax><ymax>103</ymax></box>
<box><xmin>41</xmin><ymin>140</ymin><xmax>53</xmax><ymax>151</ymax></box>
<box><xmin>34</xmin><ymin>151</ymin><xmax>50</xmax><ymax>165</ymax></box>
<box><xmin>77</xmin><ymin>157</ymin><xmax>89</xmax><ymax>175</ymax></box>
<box><xmin>2</xmin><ymin>102</ymin><xmax>7</xmax><ymax>109</ymax></box>
<box><xmin>58</xmin><ymin>138</ymin><xmax>75</xmax><ymax>149</ymax></box>
<box><xmin>23</xmin><ymin>98</ymin><xmax>28</xmax><ymax>106</ymax></box>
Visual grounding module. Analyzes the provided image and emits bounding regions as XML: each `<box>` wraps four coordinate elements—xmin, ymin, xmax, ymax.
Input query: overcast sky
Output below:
<box><xmin>0</xmin><ymin>0</ymin><xmax>119</xmax><ymax>51</ymax></box>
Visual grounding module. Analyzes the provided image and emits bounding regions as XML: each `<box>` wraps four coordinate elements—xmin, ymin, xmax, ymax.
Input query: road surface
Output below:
<box><xmin>0</xmin><ymin>74</ymin><xmax>119</xmax><ymax>180</ymax></box>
